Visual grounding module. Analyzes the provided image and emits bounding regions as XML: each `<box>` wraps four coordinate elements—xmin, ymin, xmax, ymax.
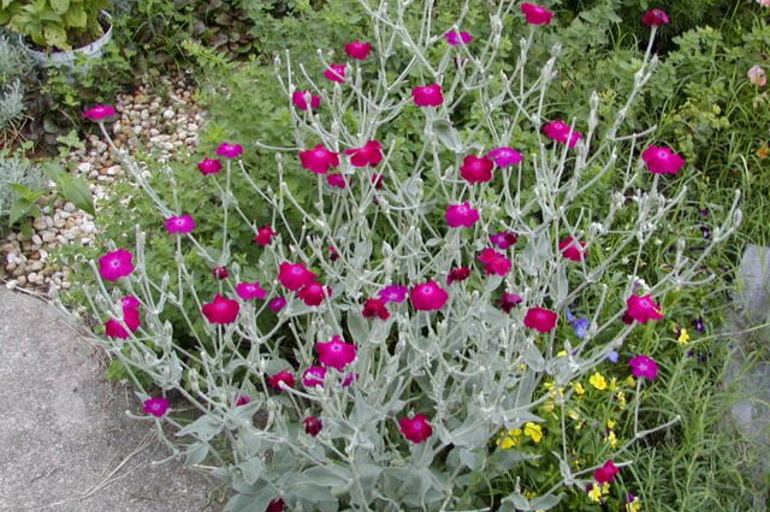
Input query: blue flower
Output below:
<box><xmin>606</xmin><ymin>351</ymin><xmax>619</xmax><ymax>363</ymax></box>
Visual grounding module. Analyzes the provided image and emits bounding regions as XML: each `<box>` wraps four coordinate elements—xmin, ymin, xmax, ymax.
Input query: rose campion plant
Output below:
<box><xmin>80</xmin><ymin>2</ymin><xmax>741</xmax><ymax>510</ymax></box>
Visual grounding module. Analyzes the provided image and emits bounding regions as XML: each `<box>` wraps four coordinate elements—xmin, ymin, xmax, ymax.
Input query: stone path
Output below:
<box><xmin>0</xmin><ymin>287</ymin><xmax>223</xmax><ymax>512</ymax></box>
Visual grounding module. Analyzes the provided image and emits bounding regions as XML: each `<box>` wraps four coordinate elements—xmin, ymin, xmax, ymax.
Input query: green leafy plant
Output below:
<box><xmin>0</xmin><ymin>0</ymin><xmax>110</xmax><ymax>51</ymax></box>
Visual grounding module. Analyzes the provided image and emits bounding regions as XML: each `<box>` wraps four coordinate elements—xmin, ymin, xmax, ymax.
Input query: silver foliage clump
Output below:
<box><xmin>76</xmin><ymin>1</ymin><xmax>741</xmax><ymax>510</ymax></box>
<box><xmin>0</xmin><ymin>156</ymin><xmax>43</xmax><ymax>219</ymax></box>
<box><xmin>0</xmin><ymin>35</ymin><xmax>30</xmax><ymax>130</ymax></box>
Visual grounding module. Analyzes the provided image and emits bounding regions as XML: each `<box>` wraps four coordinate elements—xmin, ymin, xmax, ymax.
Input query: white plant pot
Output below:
<box><xmin>21</xmin><ymin>11</ymin><xmax>113</xmax><ymax>68</ymax></box>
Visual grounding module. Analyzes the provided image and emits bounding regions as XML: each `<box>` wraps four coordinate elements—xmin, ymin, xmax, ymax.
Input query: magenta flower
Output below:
<box><xmin>302</xmin><ymin>366</ymin><xmax>327</xmax><ymax>387</ymax></box>
<box><xmin>323</xmin><ymin>63</ymin><xmax>347</xmax><ymax>83</ymax></box>
<box><xmin>370</xmin><ymin>173</ymin><xmax>384</xmax><ymax>190</ymax></box>
<box><xmin>143</xmin><ymin>397</ymin><xmax>170</xmax><ymax>417</ymax></box>
<box><xmin>378</xmin><ymin>284</ymin><xmax>408</xmax><ymax>303</ymax></box>
<box><xmin>299</xmin><ymin>144</ymin><xmax>340</xmax><ymax>174</ymax></box>
<box><xmin>266</xmin><ymin>499</ymin><xmax>285</xmax><ymax>512</ymax></box>
<box><xmin>326</xmin><ymin>173</ymin><xmax>348</xmax><ymax>189</ymax></box>
<box><xmin>267</xmin><ymin>370</ymin><xmax>296</xmax><ymax>391</ymax></box>
<box><xmin>201</xmin><ymin>294</ymin><xmax>240</xmax><ymax>324</ymax></box>
<box><xmin>235</xmin><ymin>395</ymin><xmax>251</xmax><ymax>407</ymax></box>
<box><xmin>345</xmin><ymin>40</ymin><xmax>372</xmax><ymax>60</ymax></box>
<box><xmin>559</xmin><ymin>236</ymin><xmax>586</xmax><ymax>262</ymax></box>
<box><xmin>459</xmin><ymin>154</ymin><xmax>494</xmax><ymax>184</ymax></box>
<box><xmin>344</xmin><ymin>140</ymin><xmax>383</xmax><ymax>167</ymax></box>
<box><xmin>523</xmin><ymin>307</ymin><xmax>558</xmax><ymax>333</ymax></box>
<box><xmin>164</xmin><ymin>214</ymin><xmax>196</xmax><ymax>234</ymax></box>
<box><xmin>445</xmin><ymin>202</ymin><xmax>480</xmax><ymax>228</ymax></box>
<box><xmin>628</xmin><ymin>355</ymin><xmax>659</xmax><ymax>381</ymax></box>
<box><xmin>315</xmin><ymin>335</ymin><xmax>357</xmax><ymax>371</ymax></box>
<box><xmin>486</xmin><ymin>146</ymin><xmax>523</xmax><ymax>167</ymax></box>
<box><xmin>593</xmin><ymin>460</ymin><xmax>620</xmax><ymax>484</ymax></box>
<box><xmin>98</xmin><ymin>249</ymin><xmax>134</xmax><ymax>282</ymax></box>
<box><xmin>520</xmin><ymin>3</ymin><xmax>554</xmax><ymax>25</ymax></box>
<box><xmin>543</xmin><ymin>120</ymin><xmax>582</xmax><ymax>148</ymax></box>
<box><xmin>292</xmin><ymin>90</ymin><xmax>321</xmax><ymax>111</ymax></box>
<box><xmin>278</xmin><ymin>262</ymin><xmax>317</xmax><ymax>291</ymax></box>
<box><xmin>447</xmin><ymin>266</ymin><xmax>471</xmax><ymax>285</ymax></box>
<box><xmin>235</xmin><ymin>282</ymin><xmax>267</xmax><ymax>301</ymax></box>
<box><xmin>498</xmin><ymin>292</ymin><xmax>523</xmax><ymax>313</ymax></box>
<box><xmin>215</xmin><ymin>142</ymin><xmax>243</xmax><ymax>159</ymax></box>
<box><xmin>489</xmin><ymin>231</ymin><xmax>518</xmax><ymax>250</ymax></box>
<box><xmin>83</xmin><ymin>104</ymin><xmax>116</xmax><ymax>122</ymax></box>
<box><xmin>328</xmin><ymin>245</ymin><xmax>339</xmax><ymax>262</ymax></box>
<box><xmin>304</xmin><ymin>416</ymin><xmax>323</xmax><ymax>436</ymax></box>
<box><xmin>341</xmin><ymin>372</ymin><xmax>358</xmax><ymax>387</ymax></box>
<box><xmin>444</xmin><ymin>30</ymin><xmax>473</xmax><ymax>46</ymax></box>
<box><xmin>268</xmin><ymin>296</ymin><xmax>287</xmax><ymax>313</ymax></box>
<box><xmin>410</xmin><ymin>280</ymin><xmax>449</xmax><ymax>311</ymax></box>
<box><xmin>212</xmin><ymin>266</ymin><xmax>228</xmax><ymax>280</ymax></box>
<box><xmin>412</xmin><ymin>84</ymin><xmax>444</xmax><ymax>107</ymax></box>
<box><xmin>104</xmin><ymin>308</ymin><xmax>140</xmax><ymax>339</ymax></box>
<box><xmin>625</xmin><ymin>294</ymin><xmax>664</xmax><ymax>323</ymax></box>
<box><xmin>254</xmin><ymin>225</ymin><xmax>277</xmax><ymax>246</ymax></box>
<box><xmin>641</xmin><ymin>146</ymin><xmax>685</xmax><ymax>175</ymax></box>
<box><xmin>121</xmin><ymin>295</ymin><xmax>140</xmax><ymax>311</ymax></box>
<box><xmin>399</xmin><ymin>414</ymin><xmax>433</xmax><ymax>443</ymax></box>
<box><xmin>477</xmin><ymin>248</ymin><xmax>511</xmax><ymax>276</ymax></box>
<box><xmin>362</xmin><ymin>297</ymin><xmax>390</xmax><ymax>320</ymax></box>
<box><xmin>297</xmin><ymin>281</ymin><xmax>329</xmax><ymax>306</ymax></box>
<box><xmin>197</xmin><ymin>158</ymin><xmax>222</xmax><ymax>175</ymax></box>
<box><xmin>641</xmin><ymin>8</ymin><xmax>669</xmax><ymax>27</ymax></box>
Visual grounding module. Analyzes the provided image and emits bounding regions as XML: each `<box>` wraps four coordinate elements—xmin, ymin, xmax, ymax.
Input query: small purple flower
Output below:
<box><xmin>378</xmin><ymin>284</ymin><xmax>408</xmax><ymax>304</ymax></box>
<box><xmin>216</xmin><ymin>142</ymin><xmax>244</xmax><ymax>159</ymax></box>
<box><xmin>444</xmin><ymin>30</ymin><xmax>473</xmax><ymax>46</ymax></box>
<box><xmin>700</xmin><ymin>225</ymin><xmax>711</xmax><ymax>239</ymax></box>
<box><xmin>692</xmin><ymin>318</ymin><xmax>705</xmax><ymax>333</ymax></box>
<box><xmin>571</xmin><ymin>317</ymin><xmax>589</xmax><ymax>338</ymax></box>
<box><xmin>268</xmin><ymin>296</ymin><xmax>287</xmax><ymax>313</ymax></box>
<box><xmin>143</xmin><ymin>397</ymin><xmax>170</xmax><ymax>417</ymax></box>
<box><xmin>606</xmin><ymin>351</ymin><xmax>619</xmax><ymax>363</ymax></box>
<box><xmin>486</xmin><ymin>147</ymin><xmax>523</xmax><ymax>168</ymax></box>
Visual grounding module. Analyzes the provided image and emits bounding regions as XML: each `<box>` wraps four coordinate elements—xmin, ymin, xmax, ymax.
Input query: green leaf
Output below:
<box><xmin>43</xmin><ymin>22</ymin><xmax>68</xmax><ymax>50</ymax></box>
<box><xmin>42</xmin><ymin>163</ymin><xmax>94</xmax><ymax>215</ymax></box>
<box><xmin>62</xmin><ymin>5</ymin><xmax>86</xmax><ymax>28</ymax></box>
<box><xmin>49</xmin><ymin>0</ymin><xmax>70</xmax><ymax>15</ymax></box>
<box><xmin>8</xmin><ymin>183</ymin><xmax>44</xmax><ymax>225</ymax></box>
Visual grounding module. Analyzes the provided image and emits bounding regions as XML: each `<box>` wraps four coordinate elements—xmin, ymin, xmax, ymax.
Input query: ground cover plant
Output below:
<box><xmin>65</xmin><ymin>1</ymin><xmax>758</xmax><ymax>510</ymax></box>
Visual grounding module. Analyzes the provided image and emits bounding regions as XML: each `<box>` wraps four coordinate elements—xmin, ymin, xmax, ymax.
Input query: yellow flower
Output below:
<box><xmin>496</xmin><ymin>428</ymin><xmax>522</xmax><ymax>449</ymax></box>
<box><xmin>617</xmin><ymin>391</ymin><xmax>627</xmax><ymax>408</ymax></box>
<box><xmin>524</xmin><ymin>422</ymin><xmax>543</xmax><ymax>443</ymax></box>
<box><xmin>606</xmin><ymin>430</ymin><xmax>618</xmax><ymax>448</ymax></box>
<box><xmin>572</xmin><ymin>382</ymin><xmax>585</xmax><ymax>397</ymax></box>
<box><xmin>541</xmin><ymin>401</ymin><xmax>555</xmax><ymax>413</ymax></box>
<box><xmin>626</xmin><ymin>497</ymin><xmax>642</xmax><ymax>512</ymax></box>
<box><xmin>589</xmin><ymin>372</ymin><xmax>608</xmax><ymax>391</ymax></box>
<box><xmin>625</xmin><ymin>375</ymin><xmax>636</xmax><ymax>387</ymax></box>
<box><xmin>677</xmin><ymin>328</ymin><xmax>690</xmax><ymax>346</ymax></box>
<box><xmin>606</xmin><ymin>419</ymin><xmax>616</xmax><ymax>429</ymax></box>
<box><xmin>608</xmin><ymin>377</ymin><xmax>618</xmax><ymax>392</ymax></box>
<box><xmin>556</xmin><ymin>349</ymin><xmax>567</xmax><ymax>357</ymax></box>
<box><xmin>543</xmin><ymin>380</ymin><xmax>555</xmax><ymax>391</ymax></box>
<box><xmin>567</xmin><ymin>409</ymin><xmax>580</xmax><ymax>421</ymax></box>
<box><xmin>588</xmin><ymin>485</ymin><xmax>603</xmax><ymax>503</ymax></box>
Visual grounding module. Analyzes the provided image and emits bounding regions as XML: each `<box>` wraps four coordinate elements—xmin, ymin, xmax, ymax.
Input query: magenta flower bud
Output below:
<box><xmin>410</xmin><ymin>280</ymin><xmax>449</xmax><ymax>311</ymax></box>
<box><xmin>362</xmin><ymin>297</ymin><xmax>390</xmax><ymax>320</ymax></box>
<box><xmin>323</xmin><ymin>63</ymin><xmax>346</xmax><ymax>83</ymax></box>
<box><xmin>277</xmin><ymin>262</ymin><xmax>317</xmax><ymax>292</ymax></box>
<box><xmin>164</xmin><ymin>214</ymin><xmax>196</xmax><ymax>234</ymax></box>
<box><xmin>235</xmin><ymin>282</ymin><xmax>267</xmax><ymax>301</ymax></box>
<box><xmin>628</xmin><ymin>354</ymin><xmax>659</xmax><ymax>381</ymax></box>
<box><xmin>477</xmin><ymin>248</ymin><xmax>511</xmax><ymax>276</ymax></box>
<box><xmin>520</xmin><ymin>3</ymin><xmax>554</xmax><ymax>25</ymax></box>
<box><xmin>412</xmin><ymin>84</ymin><xmax>443</xmax><ymax>107</ymax></box>
<box><xmin>543</xmin><ymin>120</ymin><xmax>582</xmax><ymax>148</ymax></box>
<box><xmin>292</xmin><ymin>90</ymin><xmax>321</xmax><ymax>111</ymax></box>
<box><xmin>302</xmin><ymin>366</ymin><xmax>326</xmax><ymax>388</ymax></box>
<box><xmin>328</xmin><ymin>245</ymin><xmax>339</xmax><ymax>261</ymax></box>
<box><xmin>489</xmin><ymin>231</ymin><xmax>518</xmax><ymax>249</ymax></box>
<box><xmin>326</xmin><ymin>173</ymin><xmax>348</xmax><ymax>189</ymax></box>
<box><xmin>370</xmin><ymin>173</ymin><xmax>384</xmax><ymax>189</ymax></box>
<box><xmin>523</xmin><ymin>306</ymin><xmax>558</xmax><ymax>333</ymax></box>
<box><xmin>398</xmin><ymin>414</ymin><xmax>433</xmax><ymax>444</ymax></box>
<box><xmin>344</xmin><ymin>140</ymin><xmax>383</xmax><ymax>167</ymax></box>
<box><xmin>212</xmin><ymin>266</ymin><xmax>229</xmax><ymax>280</ymax></box>
<box><xmin>559</xmin><ymin>236</ymin><xmax>586</xmax><ymax>262</ymax></box>
<box><xmin>268</xmin><ymin>296</ymin><xmax>287</xmax><ymax>313</ymax></box>
<box><xmin>143</xmin><ymin>396</ymin><xmax>170</xmax><ymax>417</ymax></box>
<box><xmin>344</xmin><ymin>39</ymin><xmax>372</xmax><ymax>60</ymax></box>
<box><xmin>625</xmin><ymin>294</ymin><xmax>664</xmax><ymax>323</ymax></box>
<box><xmin>378</xmin><ymin>284</ymin><xmax>408</xmax><ymax>303</ymax></box>
<box><xmin>121</xmin><ymin>295</ymin><xmax>141</xmax><ymax>311</ymax></box>
<box><xmin>201</xmin><ymin>294</ymin><xmax>240</xmax><ymax>324</ymax></box>
<box><xmin>304</xmin><ymin>416</ymin><xmax>323</xmax><ymax>436</ymax></box>
<box><xmin>215</xmin><ymin>142</ymin><xmax>243</xmax><ymax>159</ymax></box>
<box><xmin>459</xmin><ymin>155</ymin><xmax>494</xmax><ymax>184</ymax></box>
<box><xmin>444</xmin><ymin>30</ymin><xmax>473</xmax><ymax>46</ymax></box>
<box><xmin>447</xmin><ymin>266</ymin><xmax>471</xmax><ymax>285</ymax></box>
<box><xmin>83</xmin><ymin>104</ymin><xmax>116</xmax><ymax>122</ymax></box>
<box><xmin>641</xmin><ymin>8</ymin><xmax>669</xmax><ymax>27</ymax></box>
<box><xmin>267</xmin><ymin>370</ymin><xmax>296</xmax><ymax>391</ymax></box>
<box><xmin>98</xmin><ymin>249</ymin><xmax>134</xmax><ymax>281</ymax></box>
<box><xmin>266</xmin><ymin>498</ymin><xmax>285</xmax><ymax>512</ymax></box>
<box><xmin>341</xmin><ymin>372</ymin><xmax>358</xmax><ymax>387</ymax></box>
<box><xmin>299</xmin><ymin>144</ymin><xmax>340</xmax><ymax>174</ymax></box>
<box><xmin>642</xmin><ymin>146</ymin><xmax>685</xmax><ymax>175</ymax></box>
<box><xmin>497</xmin><ymin>292</ymin><xmax>523</xmax><ymax>313</ymax></box>
<box><xmin>486</xmin><ymin>146</ymin><xmax>523</xmax><ymax>168</ymax></box>
<box><xmin>297</xmin><ymin>281</ymin><xmax>329</xmax><ymax>306</ymax></box>
<box><xmin>234</xmin><ymin>394</ymin><xmax>251</xmax><ymax>407</ymax></box>
<box><xmin>593</xmin><ymin>460</ymin><xmax>620</xmax><ymax>484</ymax></box>
<box><xmin>253</xmin><ymin>225</ymin><xmax>277</xmax><ymax>246</ymax></box>
<box><xmin>197</xmin><ymin>158</ymin><xmax>222</xmax><ymax>175</ymax></box>
<box><xmin>445</xmin><ymin>202</ymin><xmax>480</xmax><ymax>228</ymax></box>
<box><xmin>315</xmin><ymin>335</ymin><xmax>357</xmax><ymax>371</ymax></box>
